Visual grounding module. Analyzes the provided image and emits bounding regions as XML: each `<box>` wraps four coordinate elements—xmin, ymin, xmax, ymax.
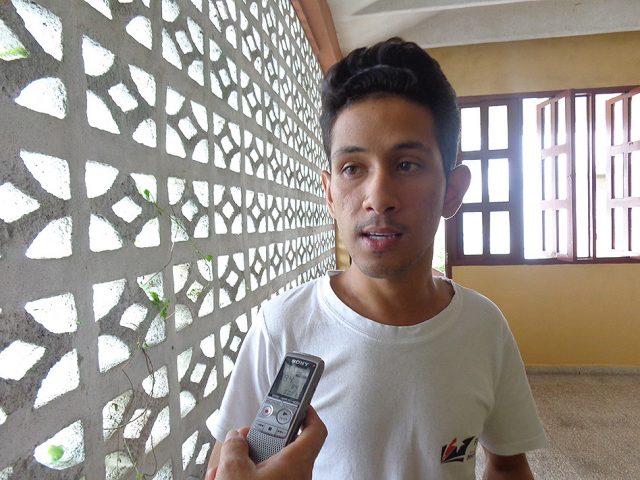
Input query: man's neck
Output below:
<box><xmin>330</xmin><ymin>266</ymin><xmax>454</xmax><ymax>327</ymax></box>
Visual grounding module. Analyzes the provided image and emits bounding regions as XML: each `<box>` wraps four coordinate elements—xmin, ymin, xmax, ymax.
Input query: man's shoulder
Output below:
<box><xmin>261</xmin><ymin>274</ymin><xmax>326</xmax><ymax>317</ymax></box>
<box><xmin>451</xmin><ymin>281</ymin><xmax>508</xmax><ymax>326</ymax></box>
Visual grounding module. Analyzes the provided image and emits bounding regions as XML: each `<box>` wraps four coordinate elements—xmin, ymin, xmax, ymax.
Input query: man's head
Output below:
<box><xmin>320</xmin><ymin>37</ymin><xmax>460</xmax><ymax>175</ymax></box>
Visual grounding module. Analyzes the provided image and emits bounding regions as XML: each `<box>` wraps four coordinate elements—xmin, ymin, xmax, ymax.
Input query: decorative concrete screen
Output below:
<box><xmin>0</xmin><ymin>0</ymin><xmax>335</xmax><ymax>478</ymax></box>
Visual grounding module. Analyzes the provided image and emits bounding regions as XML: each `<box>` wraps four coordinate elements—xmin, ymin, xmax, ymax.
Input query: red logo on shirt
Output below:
<box><xmin>440</xmin><ymin>436</ymin><xmax>478</xmax><ymax>463</ymax></box>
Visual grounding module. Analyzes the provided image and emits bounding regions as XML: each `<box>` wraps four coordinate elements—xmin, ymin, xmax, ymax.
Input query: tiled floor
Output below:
<box><xmin>475</xmin><ymin>373</ymin><xmax>640</xmax><ymax>479</ymax></box>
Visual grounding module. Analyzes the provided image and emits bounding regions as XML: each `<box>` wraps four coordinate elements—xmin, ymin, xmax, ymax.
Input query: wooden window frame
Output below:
<box><xmin>536</xmin><ymin>91</ymin><xmax>576</xmax><ymax>261</ymax></box>
<box><xmin>605</xmin><ymin>87</ymin><xmax>640</xmax><ymax>257</ymax></box>
<box><xmin>446</xmin><ymin>97</ymin><xmax>524</xmax><ymax>271</ymax></box>
<box><xmin>446</xmin><ymin>87</ymin><xmax>640</xmax><ymax>275</ymax></box>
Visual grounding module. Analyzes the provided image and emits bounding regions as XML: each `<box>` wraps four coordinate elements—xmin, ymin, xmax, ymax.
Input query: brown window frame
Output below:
<box><xmin>446</xmin><ymin>87</ymin><xmax>640</xmax><ymax>275</ymax></box>
<box><xmin>605</xmin><ymin>87</ymin><xmax>640</xmax><ymax>257</ymax></box>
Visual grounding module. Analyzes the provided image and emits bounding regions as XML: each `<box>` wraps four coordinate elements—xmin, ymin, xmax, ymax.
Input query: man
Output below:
<box><xmin>208</xmin><ymin>37</ymin><xmax>547</xmax><ymax>479</ymax></box>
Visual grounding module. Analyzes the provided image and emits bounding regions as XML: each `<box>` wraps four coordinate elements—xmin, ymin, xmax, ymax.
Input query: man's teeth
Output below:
<box><xmin>368</xmin><ymin>233</ymin><xmax>397</xmax><ymax>238</ymax></box>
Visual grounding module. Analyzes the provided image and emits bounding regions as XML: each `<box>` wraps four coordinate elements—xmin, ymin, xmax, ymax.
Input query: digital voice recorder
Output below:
<box><xmin>246</xmin><ymin>352</ymin><xmax>324</xmax><ymax>464</ymax></box>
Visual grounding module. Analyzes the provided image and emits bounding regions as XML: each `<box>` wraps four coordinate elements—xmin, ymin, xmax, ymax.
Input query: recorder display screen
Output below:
<box><xmin>273</xmin><ymin>361</ymin><xmax>312</xmax><ymax>401</ymax></box>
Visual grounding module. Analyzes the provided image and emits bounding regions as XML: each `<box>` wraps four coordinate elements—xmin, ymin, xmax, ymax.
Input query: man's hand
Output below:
<box><xmin>483</xmin><ymin>449</ymin><xmax>534</xmax><ymax>480</ymax></box>
<box><xmin>205</xmin><ymin>406</ymin><xmax>327</xmax><ymax>480</ymax></box>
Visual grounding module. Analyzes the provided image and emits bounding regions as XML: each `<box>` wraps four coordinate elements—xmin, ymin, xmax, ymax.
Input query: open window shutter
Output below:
<box><xmin>535</xmin><ymin>91</ymin><xmax>576</xmax><ymax>260</ymax></box>
<box><xmin>605</xmin><ymin>87</ymin><xmax>640</xmax><ymax>257</ymax></box>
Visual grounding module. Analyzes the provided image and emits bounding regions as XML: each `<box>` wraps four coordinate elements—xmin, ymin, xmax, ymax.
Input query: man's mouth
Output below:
<box><xmin>363</xmin><ymin>232</ymin><xmax>401</xmax><ymax>239</ymax></box>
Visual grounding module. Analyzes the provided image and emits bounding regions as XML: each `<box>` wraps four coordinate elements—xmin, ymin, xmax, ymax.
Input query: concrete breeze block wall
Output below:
<box><xmin>0</xmin><ymin>0</ymin><xmax>335</xmax><ymax>478</ymax></box>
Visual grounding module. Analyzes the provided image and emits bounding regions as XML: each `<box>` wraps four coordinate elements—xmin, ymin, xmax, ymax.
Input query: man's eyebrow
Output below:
<box><xmin>331</xmin><ymin>142</ymin><xmax>435</xmax><ymax>161</ymax></box>
<box><xmin>330</xmin><ymin>145</ymin><xmax>365</xmax><ymax>160</ymax></box>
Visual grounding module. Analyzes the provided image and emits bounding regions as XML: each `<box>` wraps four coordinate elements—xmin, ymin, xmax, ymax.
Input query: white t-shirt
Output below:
<box><xmin>211</xmin><ymin>273</ymin><xmax>547</xmax><ymax>479</ymax></box>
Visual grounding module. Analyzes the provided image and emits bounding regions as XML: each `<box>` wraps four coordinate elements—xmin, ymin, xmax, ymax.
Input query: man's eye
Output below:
<box><xmin>342</xmin><ymin>165</ymin><xmax>359</xmax><ymax>175</ymax></box>
<box><xmin>398</xmin><ymin>161</ymin><xmax>419</xmax><ymax>171</ymax></box>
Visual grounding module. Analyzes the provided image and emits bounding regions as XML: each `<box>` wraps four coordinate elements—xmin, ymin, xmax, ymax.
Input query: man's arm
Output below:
<box><xmin>483</xmin><ymin>449</ymin><xmax>534</xmax><ymax>480</ymax></box>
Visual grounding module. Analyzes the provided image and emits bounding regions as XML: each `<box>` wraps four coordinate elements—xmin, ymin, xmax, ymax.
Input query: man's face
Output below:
<box><xmin>321</xmin><ymin>96</ymin><xmax>449</xmax><ymax>279</ymax></box>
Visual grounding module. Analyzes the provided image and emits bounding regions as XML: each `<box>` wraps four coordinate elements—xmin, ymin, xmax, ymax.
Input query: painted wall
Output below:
<box><xmin>452</xmin><ymin>264</ymin><xmax>640</xmax><ymax>368</ymax></box>
<box><xmin>429</xmin><ymin>31</ymin><xmax>640</xmax><ymax>96</ymax></box>
<box><xmin>433</xmin><ymin>33</ymin><xmax>640</xmax><ymax>367</ymax></box>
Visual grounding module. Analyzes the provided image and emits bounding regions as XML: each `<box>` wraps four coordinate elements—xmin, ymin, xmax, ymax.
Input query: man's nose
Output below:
<box><xmin>362</xmin><ymin>170</ymin><xmax>399</xmax><ymax>214</ymax></box>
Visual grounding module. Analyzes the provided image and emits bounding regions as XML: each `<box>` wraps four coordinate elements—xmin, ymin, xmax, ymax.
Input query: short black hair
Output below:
<box><xmin>320</xmin><ymin>37</ymin><xmax>460</xmax><ymax>174</ymax></box>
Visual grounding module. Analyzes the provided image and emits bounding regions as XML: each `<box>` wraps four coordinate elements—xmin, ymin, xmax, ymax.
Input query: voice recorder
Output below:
<box><xmin>246</xmin><ymin>352</ymin><xmax>324</xmax><ymax>464</ymax></box>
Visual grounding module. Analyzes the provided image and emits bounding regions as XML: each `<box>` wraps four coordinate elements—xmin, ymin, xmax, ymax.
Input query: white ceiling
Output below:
<box><xmin>327</xmin><ymin>0</ymin><xmax>640</xmax><ymax>54</ymax></box>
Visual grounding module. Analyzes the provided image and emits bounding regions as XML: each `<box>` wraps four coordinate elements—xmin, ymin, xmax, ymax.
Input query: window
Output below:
<box><xmin>447</xmin><ymin>87</ymin><xmax>640</xmax><ymax>270</ymax></box>
<box><xmin>446</xmin><ymin>98</ymin><xmax>523</xmax><ymax>265</ymax></box>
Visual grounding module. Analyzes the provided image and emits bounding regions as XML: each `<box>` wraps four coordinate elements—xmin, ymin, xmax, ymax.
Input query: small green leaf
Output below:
<box><xmin>143</xmin><ymin>188</ymin><xmax>151</xmax><ymax>199</ymax></box>
<box><xmin>150</xmin><ymin>291</ymin><xmax>160</xmax><ymax>302</ymax></box>
<box><xmin>47</xmin><ymin>444</ymin><xmax>65</xmax><ymax>463</ymax></box>
<box><xmin>0</xmin><ymin>46</ymin><xmax>30</xmax><ymax>61</ymax></box>
<box><xmin>206</xmin><ymin>255</ymin><xmax>213</xmax><ymax>262</ymax></box>
<box><xmin>159</xmin><ymin>299</ymin><xmax>169</xmax><ymax>318</ymax></box>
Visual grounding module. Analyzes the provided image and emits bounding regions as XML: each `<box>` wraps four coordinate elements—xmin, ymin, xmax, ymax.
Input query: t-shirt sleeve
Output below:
<box><xmin>208</xmin><ymin>307</ymin><xmax>282</xmax><ymax>442</ymax></box>
<box><xmin>480</xmin><ymin>327</ymin><xmax>548</xmax><ymax>456</ymax></box>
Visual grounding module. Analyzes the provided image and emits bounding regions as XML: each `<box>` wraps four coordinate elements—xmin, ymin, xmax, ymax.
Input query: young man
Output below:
<box><xmin>208</xmin><ymin>37</ymin><xmax>547</xmax><ymax>479</ymax></box>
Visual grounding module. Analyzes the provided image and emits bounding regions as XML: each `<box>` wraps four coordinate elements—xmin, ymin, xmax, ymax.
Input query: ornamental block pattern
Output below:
<box><xmin>0</xmin><ymin>1</ymin><xmax>334</xmax><ymax>478</ymax></box>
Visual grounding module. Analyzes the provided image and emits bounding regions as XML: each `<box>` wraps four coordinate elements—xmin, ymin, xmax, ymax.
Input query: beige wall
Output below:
<box><xmin>430</xmin><ymin>31</ymin><xmax>640</xmax><ymax>96</ymax></box>
<box><xmin>453</xmin><ymin>264</ymin><xmax>640</xmax><ymax>368</ymax></box>
<box><xmin>437</xmin><ymin>32</ymin><xmax>640</xmax><ymax>368</ymax></box>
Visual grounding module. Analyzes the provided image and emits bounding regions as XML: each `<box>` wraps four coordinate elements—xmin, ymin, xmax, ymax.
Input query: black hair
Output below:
<box><xmin>320</xmin><ymin>37</ymin><xmax>460</xmax><ymax>174</ymax></box>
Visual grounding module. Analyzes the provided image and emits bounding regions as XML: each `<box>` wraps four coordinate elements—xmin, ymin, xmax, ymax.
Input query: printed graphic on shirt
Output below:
<box><xmin>440</xmin><ymin>436</ymin><xmax>478</xmax><ymax>464</ymax></box>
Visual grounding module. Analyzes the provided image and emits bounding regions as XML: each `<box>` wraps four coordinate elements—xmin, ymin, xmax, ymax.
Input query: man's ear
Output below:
<box><xmin>321</xmin><ymin>170</ymin><xmax>336</xmax><ymax>219</ymax></box>
<box><xmin>442</xmin><ymin>164</ymin><xmax>471</xmax><ymax>219</ymax></box>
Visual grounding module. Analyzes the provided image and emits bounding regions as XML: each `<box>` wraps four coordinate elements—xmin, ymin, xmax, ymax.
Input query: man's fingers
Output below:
<box><xmin>216</xmin><ymin>430</ymin><xmax>255</xmax><ymax>478</ymax></box>
<box><xmin>256</xmin><ymin>406</ymin><xmax>327</xmax><ymax>479</ymax></box>
<box><xmin>296</xmin><ymin>406</ymin><xmax>328</xmax><ymax>457</ymax></box>
<box><xmin>221</xmin><ymin>429</ymin><xmax>249</xmax><ymax>456</ymax></box>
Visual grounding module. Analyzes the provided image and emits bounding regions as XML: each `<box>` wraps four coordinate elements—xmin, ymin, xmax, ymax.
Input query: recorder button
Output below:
<box><xmin>275</xmin><ymin>428</ymin><xmax>287</xmax><ymax>438</ymax></box>
<box><xmin>276</xmin><ymin>408</ymin><xmax>292</xmax><ymax>424</ymax></box>
<box><xmin>260</xmin><ymin>404</ymin><xmax>274</xmax><ymax>417</ymax></box>
<box><xmin>264</xmin><ymin>424</ymin><xmax>277</xmax><ymax>436</ymax></box>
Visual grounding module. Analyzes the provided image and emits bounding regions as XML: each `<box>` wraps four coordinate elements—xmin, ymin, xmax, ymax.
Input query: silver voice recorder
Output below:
<box><xmin>246</xmin><ymin>352</ymin><xmax>324</xmax><ymax>464</ymax></box>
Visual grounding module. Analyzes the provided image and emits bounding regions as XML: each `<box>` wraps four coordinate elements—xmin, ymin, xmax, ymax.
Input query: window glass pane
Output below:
<box><xmin>523</xmin><ymin>98</ymin><xmax>548</xmax><ymax>259</ymax></box>
<box><xmin>557</xmin><ymin>154</ymin><xmax>567</xmax><ymax>201</ymax></box>
<box><xmin>631</xmin><ymin>151</ymin><xmax>640</xmax><ymax>197</ymax></box>
<box><xmin>632</xmin><ymin>207</ymin><xmax>640</xmax><ymax>253</ymax></box>
<box><xmin>594</xmin><ymin>94</ymin><xmax>619</xmax><ymax>175</ymax></box>
<box><xmin>558</xmin><ymin>209</ymin><xmax>568</xmax><ymax>255</ymax></box>
<box><xmin>575</xmin><ymin>96</ymin><xmax>591</xmax><ymax>258</ymax></box>
<box><xmin>557</xmin><ymin>98</ymin><xmax>566</xmax><ymax>145</ymax></box>
<box><xmin>461</xmin><ymin>107</ymin><xmax>481</xmax><ymax>152</ymax></box>
<box><xmin>613</xmin><ymin>207</ymin><xmax>627</xmax><ymax>251</ymax></box>
<box><xmin>462</xmin><ymin>160</ymin><xmax>482</xmax><ymax>203</ymax></box>
<box><xmin>595</xmin><ymin>93</ymin><xmax>624</xmax><ymax>258</ymax></box>
<box><xmin>632</xmin><ymin>94</ymin><xmax>640</xmax><ymax>142</ymax></box>
<box><xmin>543</xmin><ymin>104</ymin><xmax>552</xmax><ymax>148</ymax></box>
<box><xmin>543</xmin><ymin>157</ymin><xmax>554</xmax><ymax>200</ymax></box>
<box><xmin>490</xmin><ymin>211</ymin><xmax>510</xmax><ymax>254</ymax></box>
<box><xmin>488</xmin><ymin>105</ymin><xmax>508</xmax><ymax>150</ymax></box>
<box><xmin>613</xmin><ymin>154</ymin><xmax>624</xmax><ymax>199</ymax></box>
<box><xmin>543</xmin><ymin>209</ymin><xmax>556</xmax><ymax>253</ymax></box>
<box><xmin>463</xmin><ymin>212</ymin><xmax>483</xmax><ymax>255</ymax></box>
<box><xmin>488</xmin><ymin>158</ymin><xmax>509</xmax><ymax>202</ymax></box>
<box><xmin>613</xmin><ymin>100</ymin><xmax>624</xmax><ymax>145</ymax></box>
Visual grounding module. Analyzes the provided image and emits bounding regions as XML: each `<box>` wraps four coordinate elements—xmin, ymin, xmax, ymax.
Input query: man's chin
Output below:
<box><xmin>351</xmin><ymin>259</ymin><xmax>414</xmax><ymax>280</ymax></box>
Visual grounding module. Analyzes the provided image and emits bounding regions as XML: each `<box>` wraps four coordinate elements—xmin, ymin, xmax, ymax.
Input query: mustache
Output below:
<box><xmin>355</xmin><ymin>216</ymin><xmax>406</xmax><ymax>234</ymax></box>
